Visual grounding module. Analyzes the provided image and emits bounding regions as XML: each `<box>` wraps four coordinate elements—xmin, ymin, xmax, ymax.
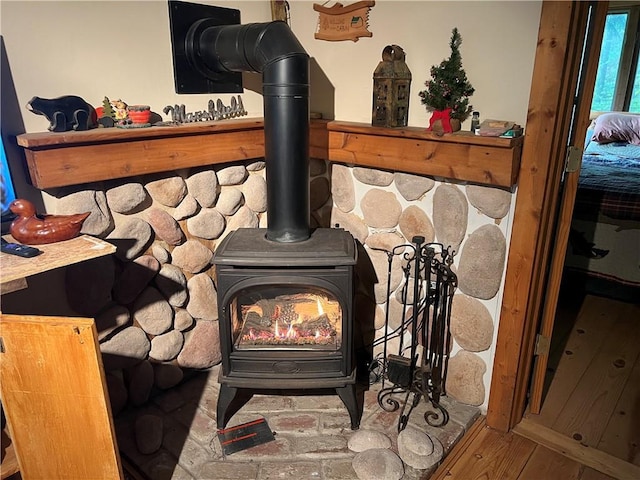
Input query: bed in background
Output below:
<box><xmin>565</xmin><ymin>112</ymin><xmax>640</xmax><ymax>301</ymax></box>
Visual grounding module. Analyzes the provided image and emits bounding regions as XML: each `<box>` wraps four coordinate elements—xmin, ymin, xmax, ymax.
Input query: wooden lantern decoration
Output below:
<box><xmin>372</xmin><ymin>45</ymin><xmax>411</xmax><ymax>128</ymax></box>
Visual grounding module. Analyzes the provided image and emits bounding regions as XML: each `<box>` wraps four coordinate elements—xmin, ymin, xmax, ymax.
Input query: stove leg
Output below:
<box><xmin>336</xmin><ymin>384</ymin><xmax>361</xmax><ymax>430</ymax></box>
<box><xmin>217</xmin><ymin>384</ymin><xmax>253</xmax><ymax>429</ymax></box>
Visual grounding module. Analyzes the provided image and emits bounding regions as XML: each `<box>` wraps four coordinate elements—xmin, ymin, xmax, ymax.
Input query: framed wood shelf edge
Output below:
<box><xmin>16</xmin><ymin>118</ymin><xmax>522</xmax><ymax>190</ymax></box>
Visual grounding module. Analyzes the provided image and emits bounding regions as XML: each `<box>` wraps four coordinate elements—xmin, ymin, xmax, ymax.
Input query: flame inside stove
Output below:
<box><xmin>234</xmin><ymin>290</ymin><xmax>342</xmax><ymax>350</ymax></box>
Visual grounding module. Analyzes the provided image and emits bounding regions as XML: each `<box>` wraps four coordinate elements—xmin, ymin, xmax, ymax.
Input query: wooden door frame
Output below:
<box><xmin>528</xmin><ymin>2</ymin><xmax>608</xmax><ymax>415</ymax></box>
<box><xmin>486</xmin><ymin>0</ymin><xmax>600</xmax><ymax>432</ymax></box>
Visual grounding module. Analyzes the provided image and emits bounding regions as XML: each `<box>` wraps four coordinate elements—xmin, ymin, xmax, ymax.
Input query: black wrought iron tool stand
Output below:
<box><xmin>371</xmin><ymin>236</ymin><xmax>457</xmax><ymax>432</ymax></box>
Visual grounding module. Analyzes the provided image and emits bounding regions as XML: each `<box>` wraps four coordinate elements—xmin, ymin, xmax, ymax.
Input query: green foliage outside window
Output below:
<box><xmin>591</xmin><ymin>11</ymin><xmax>639</xmax><ymax>113</ymax></box>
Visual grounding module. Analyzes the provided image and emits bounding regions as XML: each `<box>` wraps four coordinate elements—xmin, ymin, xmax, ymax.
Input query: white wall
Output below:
<box><xmin>1</xmin><ymin>0</ymin><xmax>541</xmax><ymax>133</ymax></box>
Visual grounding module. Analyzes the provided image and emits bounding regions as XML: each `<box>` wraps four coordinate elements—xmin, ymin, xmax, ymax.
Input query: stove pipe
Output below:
<box><xmin>187</xmin><ymin>21</ymin><xmax>310</xmax><ymax>243</ymax></box>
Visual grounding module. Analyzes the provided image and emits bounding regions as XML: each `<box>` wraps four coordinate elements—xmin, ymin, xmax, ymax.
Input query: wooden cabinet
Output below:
<box><xmin>0</xmin><ymin>236</ymin><xmax>121</xmax><ymax>479</ymax></box>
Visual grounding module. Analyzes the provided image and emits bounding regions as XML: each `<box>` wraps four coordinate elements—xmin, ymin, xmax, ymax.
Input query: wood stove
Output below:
<box><xmin>182</xmin><ymin>18</ymin><xmax>363</xmax><ymax>429</ymax></box>
<box><xmin>214</xmin><ymin>227</ymin><xmax>360</xmax><ymax>430</ymax></box>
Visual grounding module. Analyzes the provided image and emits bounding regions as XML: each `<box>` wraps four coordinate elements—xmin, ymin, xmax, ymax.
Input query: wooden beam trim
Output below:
<box><xmin>487</xmin><ymin>0</ymin><xmax>579</xmax><ymax>432</ymax></box>
<box><xmin>17</xmin><ymin>118</ymin><xmax>522</xmax><ymax>190</ymax></box>
<box><xmin>328</xmin><ymin>131</ymin><xmax>517</xmax><ymax>188</ymax></box>
<box><xmin>24</xmin><ymin>130</ymin><xmax>266</xmax><ymax>189</ymax></box>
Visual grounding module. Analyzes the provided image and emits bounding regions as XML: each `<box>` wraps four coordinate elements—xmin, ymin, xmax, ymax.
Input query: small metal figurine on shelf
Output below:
<box><xmin>372</xmin><ymin>45</ymin><xmax>412</xmax><ymax>128</ymax></box>
<box><xmin>370</xmin><ymin>235</ymin><xmax>457</xmax><ymax>432</ymax></box>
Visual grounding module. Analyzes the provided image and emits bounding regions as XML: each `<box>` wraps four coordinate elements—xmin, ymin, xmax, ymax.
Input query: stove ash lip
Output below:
<box><xmin>186</xmin><ymin>20</ymin><xmax>311</xmax><ymax>243</ymax></box>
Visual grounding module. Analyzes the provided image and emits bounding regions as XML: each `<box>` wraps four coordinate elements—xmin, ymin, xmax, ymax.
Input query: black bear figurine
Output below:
<box><xmin>27</xmin><ymin>95</ymin><xmax>96</xmax><ymax>132</ymax></box>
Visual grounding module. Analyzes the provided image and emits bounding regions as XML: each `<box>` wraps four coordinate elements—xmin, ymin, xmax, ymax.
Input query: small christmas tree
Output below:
<box><xmin>101</xmin><ymin>96</ymin><xmax>116</xmax><ymax>119</ymax></box>
<box><xmin>419</xmin><ymin>28</ymin><xmax>474</xmax><ymax>126</ymax></box>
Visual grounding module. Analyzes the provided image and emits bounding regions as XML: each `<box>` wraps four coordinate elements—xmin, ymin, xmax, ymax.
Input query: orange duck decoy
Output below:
<box><xmin>9</xmin><ymin>198</ymin><xmax>90</xmax><ymax>245</ymax></box>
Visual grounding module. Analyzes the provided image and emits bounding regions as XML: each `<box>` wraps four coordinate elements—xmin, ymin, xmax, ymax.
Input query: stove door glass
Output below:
<box><xmin>230</xmin><ymin>285</ymin><xmax>343</xmax><ymax>351</ymax></box>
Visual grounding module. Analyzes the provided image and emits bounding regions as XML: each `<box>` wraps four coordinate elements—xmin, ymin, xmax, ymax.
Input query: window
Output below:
<box><xmin>591</xmin><ymin>5</ymin><xmax>640</xmax><ymax>113</ymax></box>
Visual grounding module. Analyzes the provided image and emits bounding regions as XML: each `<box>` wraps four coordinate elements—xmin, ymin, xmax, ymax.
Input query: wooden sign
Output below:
<box><xmin>313</xmin><ymin>1</ymin><xmax>375</xmax><ymax>42</ymax></box>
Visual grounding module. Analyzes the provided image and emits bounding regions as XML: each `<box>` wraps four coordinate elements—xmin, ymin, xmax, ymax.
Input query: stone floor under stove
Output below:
<box><xmin>114</xmin><ymin>364</ymin><xmax>481</xmax><ymax>480</ymax></box>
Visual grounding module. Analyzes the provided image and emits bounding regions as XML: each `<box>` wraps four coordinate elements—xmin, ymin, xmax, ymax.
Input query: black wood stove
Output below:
<box><xmin>214</xmin><ymin>227</ymin><xmax>359</xmax><ymax>430</ymax></box>
<box><xmin>182</xmin><ymin>19</ymin><xmax>362</xmax><ymax>429</ymax></box>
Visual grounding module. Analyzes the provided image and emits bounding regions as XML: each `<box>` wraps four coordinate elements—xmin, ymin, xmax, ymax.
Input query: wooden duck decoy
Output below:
<box><xmin>9</xmin><ymin>198</ymin><xmax>90</xmax><ymax>245</ymax></box>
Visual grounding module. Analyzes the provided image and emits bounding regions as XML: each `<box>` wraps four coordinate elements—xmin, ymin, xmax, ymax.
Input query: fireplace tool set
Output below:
<box><xmin>370</xmin><ymin>235</ymin><xmax>457</xmax><ymax>432</ymax></box>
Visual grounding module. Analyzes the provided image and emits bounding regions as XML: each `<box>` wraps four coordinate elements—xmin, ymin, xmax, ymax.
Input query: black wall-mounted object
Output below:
<box><xmin>168</xmin><ymin>0</ymin><xmax>243</xmax><ymax>94</ymax></box>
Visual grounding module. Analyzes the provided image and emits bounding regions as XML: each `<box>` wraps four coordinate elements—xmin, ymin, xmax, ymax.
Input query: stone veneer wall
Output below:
<box><xmin>51</xmin><ymin>157</ymin><xmax>512</xmax><ymax>415</ymax></box>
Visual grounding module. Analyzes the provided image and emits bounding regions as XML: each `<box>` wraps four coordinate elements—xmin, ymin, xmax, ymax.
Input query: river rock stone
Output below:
<box><xmin>154</xmin><ymin>263</ymin><xmax>188</xmax><ymax>307</ymax></box>
<box><xmin>466</xmin><ymin>185</ymin><xmax>511</xmax><ymax>219</ymax></box>
<box><xmin>146</xmin><ymin>175</ymin><xmax>187</xmax><ymax>207</ymax></box>
<box><xmin>177</xmin><ymin>320</ymin><xmax>222</xmax><ymax>369</ymax></box>
<box><xmin>113</xmin><ymin>255</ymin><xmax>161</xmax><ymax>305</ymax></box>
<box><xmin>446</xmin><ymin>350</ymin><xmax>487</xmax><ymax>406</ymax></box>
<box><xmin>146</xmin><ymin>208</ymin><xmax>184</xmax><ymax>246</ymax></box>
<box><xmin>353</xmin><ymin>167</ymin><xmax>394</xmax><ymax>186</ymax></box>
<box><xmin>394</xmin><ymin>172</ymin><xmax>435</xmax><ymax>201</ymax></box>
<box><xmin>106</xmin><ymin>182</ymin><xmax>148</xmax><ymax>214</ymax></box>
<box><xmin>312</xmin><ymin>204</ymin><xmax>332</xmax><ymax>228</ymax></box>
<box><xmin>105</xmin><ymin>372</ymin><xmax>128</xmax><ymax>416</ymax></box>
<box><xmin>151</xmin><ymin>243</ymin><xmax>171</xmax><ymax>264</ymax></box>
<box><xmin>107</xmin><ymin>218</ymin><xmax>153</xmax><ymax>261</ymax></box>
<box><xmin>153</xmin><ymin>363</ymin><xmax>184</xmax><ymax>390</ymax></box>
<box><xmin>433</xmin><ymin>184</ymin><xmax>468</xmax><ymax>253</ymax></box>
<box><xmin>186</xmin><ymin>169</ymin><xmax>218</xmax><ymax>208</ymax></box>
<box><xmin>347</xmin><ymin>429</ymin><xmax>392</xmax><ymax>452</ymax></box>
<box><xmin>310</xmin><ymin>158</ymin><xmax>327</xmax><ymax>176</ymax></box>
<box><xmin>149</xmin><ymin>330</ymin><xmax>184</xmax><ymax>361</ymax></box>
<box><xmin>171</xmin><ymin>240</ymin><xmax>213</xmax><ymax>274</ymax></box>
<box><xmin>365</xmin><ymin>232</ymin><xmax>405</xmax><ymax>252</ymax></box>
<box><xmin>457</xmin><ymin>224</ymin><xmax>506</xmax><ymax>300</ymax></box>
<box><xmin>186</xmin><ymin>208</ymin><xmax>226</xmax><ymax>239</ymax></box>
<box><xmin>215</xmin><ymin>188</ymin><xmax>243</xmax><ymax>216</ymax></box>
<box><xmin>126</xmin><ymin>359</ymin><xmax>154</xmax><ymax>406</ymax></box>
<box><xmin>361</xmin><ymin>189</ymin><xmax>402</xmax><ymax>229</ymax></box>
<box><xmin>186</xmin><ymin>273</ymin><xmax>218</xmax><ymax>321</ymax></box>
<box><xmin>246</xmin><ymin>160</ymin><xmax>265</xmax><ymax>171</ymax></box>
<box><xmin>224</xmin><ymin>205</ymin><xmax>259</xmax><ymax>232</ymax></box>
<box><xmin>397</xmin><ymin>426</ymin><xmax>443</xmax><ymax>470</ymax></box>
<box><xmin>95</xmin><ymin>304</ymin><xmax>131</xmax><ymax>341</ymax></box>
<box><xmin>331</xmin><ymin>163</ymin><xmax>356</xmax><ymax>213</ymax></box>
<box><xmin>217</xmin><ymin>165</ymin><xmax>247</xmax><ymax>185</ymax></box>
<box><xmin>56</xmin><ymin>188</ymin><xmax>112</xmax><ymax>236</ymax></box>
<box><xmin>368</xmin><ymin>248</ymin><xmax>403</xmax><ymax>304</ymax></box>
<box><xmin>65</xmin><ymin>256</ymin><xmax>114</xmax><ymax>317</ymax></box>
<box><xmin>174</xmin><ymin>308</ymin><xmax>195</xmax><ymax>331</ymax></box>
<box><xmin>374</xmin><ymin>304</ymin><xmax>386</xmax><ymax>330</ymax></box>
<box><xmin>133</xmin><ymin>287</ymin><xmax>173</xmax><ymax>335</ymax></box>
<box><xmin>331</xmin><ymin>209</ymin><xmax>369</xmax><ymax>244</ymax></box>
<box><xmin>135</xmin><ymin>414</ymin><xmax>163</xmax><ymax>455</ymax></box>
<box><xmin>399</xmin><ymin>205</ymin><xmax>435</xmax><ymax>244</ymax></box>
<box><xmin>352</xmin><ymin>448</ymin><xmax>403</xmax><ymax>480</ymax></box>
<box><xmin>173</xmin><ymin>194</ymin><xmax>199</xmax><ymax>221</ymax></box>
<box><xmin>100</xmin><ymin>326</ymin><xmax>151</xmax><ymax>371</ymax></box>
<box><xmin>310</xmin><ymin>176</ymin><xmax>331</xmax><ymax>210</ymax></box>
<box><xmin>450</xmin><ymin>294</ymin><xmax>494</xmax><ymax>352</ymax></box>
<box><xmin>243</xmin><ymin>173</ymin><xmax>267</xmax><ymax>213</ymax></box>
<box><xmin>387</xmin><ymin>297</ymin><xmax>413</xmax><ymax>331</ymax></box>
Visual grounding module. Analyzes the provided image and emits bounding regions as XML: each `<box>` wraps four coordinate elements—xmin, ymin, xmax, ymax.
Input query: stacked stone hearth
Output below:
<box><xmin>52</xmin><ymin>158</ymin><xmax>511</xmax><ymax>417</ymax></box>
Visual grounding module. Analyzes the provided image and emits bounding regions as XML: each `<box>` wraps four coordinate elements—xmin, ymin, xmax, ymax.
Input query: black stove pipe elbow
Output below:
<box><xmin>186</xmin><ymin>21</ymin><xmax>310</xmax><ymax>243</ymax></box>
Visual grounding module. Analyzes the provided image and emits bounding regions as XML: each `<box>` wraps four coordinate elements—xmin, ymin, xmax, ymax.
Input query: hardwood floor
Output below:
<box><xmin>432</xmin><ymin>293</ymin><xmax>640</xmax><ymax>480</ymax></box>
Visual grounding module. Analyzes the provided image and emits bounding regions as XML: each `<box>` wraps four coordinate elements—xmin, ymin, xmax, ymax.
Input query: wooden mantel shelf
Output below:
<box><xmin>16</xmin><ymin>118</ymin><xmax>523</xmax><ymax>190</ymax></box>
